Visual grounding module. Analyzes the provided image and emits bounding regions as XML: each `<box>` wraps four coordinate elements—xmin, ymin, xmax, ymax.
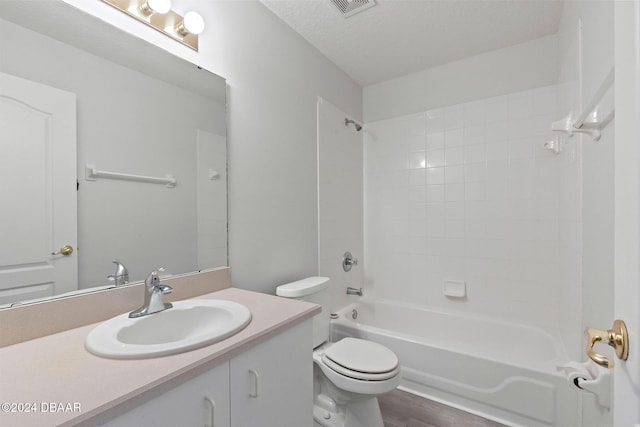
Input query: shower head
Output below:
<box><xmin>345</xmin><ymin>118</ymin><xmax>362</xmax><ymax>132</ymax></box>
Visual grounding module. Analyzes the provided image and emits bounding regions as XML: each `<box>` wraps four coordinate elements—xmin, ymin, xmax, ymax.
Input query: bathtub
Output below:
<box><xmin>330</xmin><ymin>299</ymin><xmax>579</xmax><ymax>427</ymax></box>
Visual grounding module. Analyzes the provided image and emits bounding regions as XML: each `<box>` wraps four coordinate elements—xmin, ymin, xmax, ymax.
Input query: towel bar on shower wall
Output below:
<box><xmin>549</xmin><ymin>67</ymin><xmax>614</xmax><ymax>144</ymax></box>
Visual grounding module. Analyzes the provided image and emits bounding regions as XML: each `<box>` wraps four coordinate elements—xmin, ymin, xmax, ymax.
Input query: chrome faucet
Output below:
<box><xmin>129</xmin><ymin>268</ymin><xmax>173</xmax><ymax>318</ymax></box>
<box><xmin>346</xmin><ymin>286</ymin><xmax>363</xmax><ymax>296</ymax></box>
<box><xmin>107</xmin><ymin>260</ymin><xmax>129</xmax><ymax>286</ymax></box>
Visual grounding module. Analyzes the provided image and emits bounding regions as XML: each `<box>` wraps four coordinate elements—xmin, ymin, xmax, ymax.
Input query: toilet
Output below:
<box><xmin>276</xmin><ymin>277</ymin><xmax>401</xmax><ymax>427</ymax></box>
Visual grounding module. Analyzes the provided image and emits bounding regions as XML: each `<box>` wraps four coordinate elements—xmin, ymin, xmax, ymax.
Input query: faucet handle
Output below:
<box><xmin>342</xmin><ymin>251</ymin><xmax>359</xmax><ymax>272</ymax></box>
<box><xmin>107</xmin><ymin>260</ymin><xmax>129</xmax><ymax>285</ymax></box>
<box><xmin>145</xmin><ymin>267</ymin><xmax>165</xmax><ymax>287</ymax></box>
<box><xmin>129</xmin><ymin>268</ymin><xmax>172</xmax><ymax>318</ymax></box>
<box><xmin>112</xmin><ymin>259</ymin><xmax>129</xmax><ymax>275</ymax></box>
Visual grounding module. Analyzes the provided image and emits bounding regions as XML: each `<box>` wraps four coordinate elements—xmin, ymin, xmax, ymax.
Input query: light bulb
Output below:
<box><xmin>139</xmin><ymin>0</ymin><xmax>171</xmax><ymax>16</ymax></box>
<box><xmin>181</xmin><ymin>11</ymin><xmax>205</xmax><ymax>35</ymax></box>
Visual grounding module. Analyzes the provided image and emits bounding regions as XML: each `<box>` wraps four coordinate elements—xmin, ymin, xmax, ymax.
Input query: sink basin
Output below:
<box><xmin>85</xmin><ymin>299</ymin><xmax>252</xmax><ymax>359</ymax></box>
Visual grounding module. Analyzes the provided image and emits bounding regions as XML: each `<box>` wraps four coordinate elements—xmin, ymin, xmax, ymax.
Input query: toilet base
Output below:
<box><xmin>312</xmin><ymin>393</ymin><xmax>384</xmax><ymax>427</ymax></box>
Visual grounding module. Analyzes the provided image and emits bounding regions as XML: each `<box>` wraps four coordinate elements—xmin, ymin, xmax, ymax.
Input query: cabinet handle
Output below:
<box><xmin>204</xmin><ymin>396</ymin><xmax>215</xmax><ymax>427</ymax></box>
<box><xmin>249</xmin><ymin>369</ymin><xmax>259</xmax><ymax>398</ymax></box>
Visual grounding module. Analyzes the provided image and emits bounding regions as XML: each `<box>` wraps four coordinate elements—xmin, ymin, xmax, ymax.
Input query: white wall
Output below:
<box><xmin>364</xmin><ymin>35</ymin><xmax>558</xmax><ymax>123</ymax></box>
<box><xmin>317</xmin><ymin>98</ymin><xmax>364</xmax><ymax>313</ymax></box>
<box><xmin>60</xmin><ymin>0</ymin><xmax>362</xmax><ymax>293</ymax></box>
<box><xmin>362</xmin><ymin>38</ymin><xmax>569</xmax><ymax>329</ymax></box>
<box><xmin>211</xmin><ymin>2</ymin><xmax>362</xmax><ymax>293</ymax></box>
<box><xmin>364</xmin><ymin>86</ymin><xmax>562</xmax><ymax>328</ymax></box>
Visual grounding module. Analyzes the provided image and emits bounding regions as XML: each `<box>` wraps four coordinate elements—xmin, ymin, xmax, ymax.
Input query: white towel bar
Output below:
<box><xmin>550</xmin><ymin>67</ymin><xmax>614</xmax><ymax>142</ymax></box>
<box><xmin>85</xmin><ymin>164</ymin><xmax>176</xmax><ymax>188</ymax></box>
<box><xmin>574</xmin><ymin>67</ymin><xmax>614</xmax><ymax>130</ymax></box>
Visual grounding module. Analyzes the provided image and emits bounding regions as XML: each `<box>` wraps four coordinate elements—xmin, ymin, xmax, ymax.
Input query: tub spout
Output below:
<box><xmin>346</xmin><ymin>287</ymin><xmax>363</xmax><ymax>296</ymax></box>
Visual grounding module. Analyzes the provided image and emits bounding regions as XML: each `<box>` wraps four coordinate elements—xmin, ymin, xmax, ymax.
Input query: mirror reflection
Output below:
<box><xmin>0</xmin><ymin>0</ymin><xmax>227</xmax><ymax>307</ymax></box>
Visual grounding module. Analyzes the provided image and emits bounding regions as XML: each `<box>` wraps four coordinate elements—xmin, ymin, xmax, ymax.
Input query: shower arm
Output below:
<box><xmin>344</xmin><ymin>118</ymin><xmax>362</xmax><ymax>131</ymax></box>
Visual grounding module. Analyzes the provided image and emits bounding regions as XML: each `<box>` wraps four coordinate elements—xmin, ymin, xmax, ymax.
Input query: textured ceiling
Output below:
<box><xmin>260</xmin><ymin>0</ymin><xmax>564</xmax><ymax>87</ymax></box>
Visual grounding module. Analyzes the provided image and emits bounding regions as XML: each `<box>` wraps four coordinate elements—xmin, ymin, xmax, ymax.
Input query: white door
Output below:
<box><xmin>0</xmin><ymin>72</ymin><xmax>77</xmax><ymax>305</ymax></box>
<box><xmin>196</xmin><ymin>129</ymin><xmax>228</xmax><ymax>270</ymax></box>
<box><xmin>614</xmin><ymin>2</ymin><xmax>640</xmax><ymax>425</ymax></box>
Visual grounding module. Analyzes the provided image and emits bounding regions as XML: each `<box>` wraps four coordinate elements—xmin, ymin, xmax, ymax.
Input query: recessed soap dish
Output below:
<box><xmin>443</xmin><ymin>280</ymin><xmax>466</xmax><ymax>298</ymax></box>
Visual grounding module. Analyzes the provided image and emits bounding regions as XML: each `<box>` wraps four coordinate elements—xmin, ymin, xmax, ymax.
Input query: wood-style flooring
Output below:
<box><xmin>379</xmin><ymin>389</ymin><xmax>507</xmax><ymax>427</ymax></box>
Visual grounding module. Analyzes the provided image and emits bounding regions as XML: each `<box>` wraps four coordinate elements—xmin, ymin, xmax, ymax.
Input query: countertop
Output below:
<box><xmin>0</xmin><ymin>288</ymin><xmax>320</xmax><ymax>426</ymax></box>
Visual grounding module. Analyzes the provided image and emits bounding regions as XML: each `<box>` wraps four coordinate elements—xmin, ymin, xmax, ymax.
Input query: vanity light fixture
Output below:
<box><xmin>176</xmin><ymin>11</ymin><xmax>205</xmax><ymax>36</ymax></box>
<box><xmin>138</xmin><ymin>0</ymin><xmax>171</xmax><ymax>16</ymax></box>
<box><xmin>101</xmin><ymin>0</ymin><xmax>204</xmax><ymax>51</ymax></box>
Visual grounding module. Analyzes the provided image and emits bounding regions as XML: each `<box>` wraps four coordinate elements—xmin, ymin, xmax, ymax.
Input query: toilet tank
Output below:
<box><xmin>276</xmin><ymin>277</ymin><xmax>330</xmax><ymax>348</ymax></box>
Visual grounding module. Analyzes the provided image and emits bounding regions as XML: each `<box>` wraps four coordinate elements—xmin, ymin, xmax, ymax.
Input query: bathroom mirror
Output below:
<box><xmin>0</xmin><ymin>0</ymin><xmax>227</xmax><ymax>307</ymax></box>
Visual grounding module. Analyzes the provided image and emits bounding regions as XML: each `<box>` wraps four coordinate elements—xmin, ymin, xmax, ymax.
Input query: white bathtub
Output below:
<box><xmin>330</xmin><ymin>299</ymin><xmax>579</xmax><ymax>427</ymax></box>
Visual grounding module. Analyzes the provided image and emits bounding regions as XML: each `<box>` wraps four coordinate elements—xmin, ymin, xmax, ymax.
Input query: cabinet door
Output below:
<box><xmin>103</xmin><ymin>362</ymin><xmax>230</xmax><ymax>427</ymax></box>
<box><xmin>230</xmin><ymin>320</ymin><xmax>313</xmax><ymax>427</ymax></box>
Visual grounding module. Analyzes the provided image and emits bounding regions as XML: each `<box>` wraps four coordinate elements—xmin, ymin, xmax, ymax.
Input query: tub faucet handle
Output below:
<box><xmin>342</xmin><ymin>251</ymin><xmax>359</xmax><ymax>272</ymax></box>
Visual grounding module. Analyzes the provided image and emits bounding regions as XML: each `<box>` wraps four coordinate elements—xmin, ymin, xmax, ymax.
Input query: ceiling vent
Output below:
<box><xmin>329</xmin><ymin>0</ymin><xmax>376</xmax><ymax>18</ymax></box>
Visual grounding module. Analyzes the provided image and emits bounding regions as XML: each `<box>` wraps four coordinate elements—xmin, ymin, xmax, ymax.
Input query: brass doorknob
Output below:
<box><xmin>51</xmin><ymin>245</ymin><xmax>74</xmax><ymax>256</ymax></box>
<box><xmin>585</xmin><ymin>319</ymin><xmax>629</xmax><ymax>368</ymax></box>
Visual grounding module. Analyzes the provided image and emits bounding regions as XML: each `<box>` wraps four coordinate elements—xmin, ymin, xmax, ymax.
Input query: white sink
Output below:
<box><xmin>85</xmin><ymin>299</ymin><xmax>252</xmax><ymax>359</ymax></box>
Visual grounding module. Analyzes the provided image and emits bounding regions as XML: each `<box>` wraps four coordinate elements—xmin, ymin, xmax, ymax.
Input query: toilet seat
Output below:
<box><xmin>321</xmin><ymin>338</ymin><xmax>400</xmax><ymax>381</ymax></box>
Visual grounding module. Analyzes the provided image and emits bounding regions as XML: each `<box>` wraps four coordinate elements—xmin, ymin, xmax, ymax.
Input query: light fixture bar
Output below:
<box><xmin>101</xmin><ymin>0</ymin><xmax>200</xmax><ymax>51</ymax></box>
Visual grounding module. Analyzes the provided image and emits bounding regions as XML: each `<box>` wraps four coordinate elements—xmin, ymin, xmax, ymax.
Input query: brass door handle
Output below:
<box><xmin>51</xmin><ymin>245</ymin><xmax>74</xmax><ymax>256</ymax></box>
<box><xmin>585</xmin><ymin>319</ymin><xmax>628</xmax><ymax>368</ymax></box>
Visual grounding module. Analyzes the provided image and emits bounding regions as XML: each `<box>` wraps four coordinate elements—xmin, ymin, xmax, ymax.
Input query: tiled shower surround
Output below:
<box><xmin>364</xmin><ymin>85</ymin><xmax>567</xmax><ymax>327</ymax></box>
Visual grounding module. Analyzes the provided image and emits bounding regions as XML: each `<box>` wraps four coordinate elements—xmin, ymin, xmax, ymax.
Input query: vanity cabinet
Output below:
<box><xmin>101</xmin><ymin>320</ymin><xmax>312</xmax><ymax>427</ymax></box>
<box><xmin>230</xmin><ymin>320</ymin><xmax>313</xmax><ymax>427</ymax></box>
<box><xmin>102</xmin><ymin>362</ymin><xmax>230</xmax><ymax>427</ymax></box>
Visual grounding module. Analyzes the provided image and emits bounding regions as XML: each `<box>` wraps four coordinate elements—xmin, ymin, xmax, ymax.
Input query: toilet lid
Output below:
<box><xmin>322</xmin><ymin>338</ymin><xmax>399</xmax><ymax>380</ymax></box>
